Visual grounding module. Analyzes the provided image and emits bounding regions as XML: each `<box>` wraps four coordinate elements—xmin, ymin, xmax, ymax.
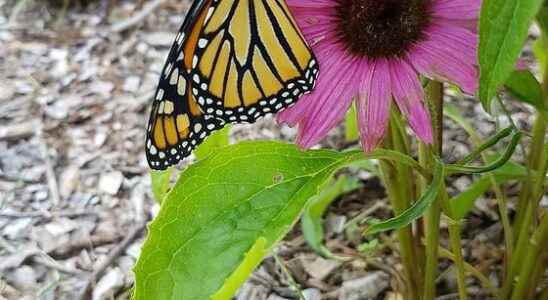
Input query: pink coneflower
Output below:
<box><xmin>278</xmin><ymin>0</ymin><xmax>480</xmax><ymax>151</ymax></box>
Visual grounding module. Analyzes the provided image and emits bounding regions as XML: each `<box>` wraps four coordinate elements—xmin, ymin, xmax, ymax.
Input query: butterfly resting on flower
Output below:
<box><xmin>145</xmin><ymin>0</ymin><xmax>318</xmax><ymax>170</ymax></box>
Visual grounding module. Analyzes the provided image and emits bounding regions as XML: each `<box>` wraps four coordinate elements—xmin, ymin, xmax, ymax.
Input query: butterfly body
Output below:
<box><xmin>146</xmin><ymin>0</ymin><xmax>318</xmax><ymax>170</ymax></box>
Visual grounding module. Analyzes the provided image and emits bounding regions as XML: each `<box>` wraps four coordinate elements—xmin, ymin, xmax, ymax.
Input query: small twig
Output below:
<box><xmin>79</xmin><ymin>222</ymin><xmax>146</xmax><ymax>300</ymax></box>
<box><xmin>109</xmin><ymin>0</ymin><xmax>168</xmax><ymax>33</ymax></box>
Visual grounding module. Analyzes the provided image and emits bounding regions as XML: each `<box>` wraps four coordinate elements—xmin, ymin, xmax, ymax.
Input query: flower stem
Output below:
<box><xmin>379</xmin><ymin>109</ymin><xmax>422</xmax><ymax>300</ymax></box>
<box><xmin>422</xmin><ymin>81</ymin><xmax>444</xmax><ymax>300</ymax></box>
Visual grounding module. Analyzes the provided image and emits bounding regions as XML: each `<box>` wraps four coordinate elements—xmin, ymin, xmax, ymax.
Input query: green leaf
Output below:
<box><xmin>194</xmin><ymin>126</ymin><xmax>231</xmax><ymax>160</ymax></box>
<box><xmin>479</xmin><ymin>0</ymin><xmax>544</xmax><ymax>111</ymax></box>
<box><xmin>364</xmin><ymin>159</ymin><xmax>445</xmax><ymax>235</ymax></box>
<box><xmin>133</xmin><ymin>142</ymin><xmax>364</xmax><ymax>300</ymax></box>
<box><xmin>301</xmin><ymin>175</ymin><xmax>361</xmax><ymax>258</ymax></box>
<box><xmin>505</xmin><ymin>70</ymin><xmax>548</xmax><ymax>117</ymax></box>
<box><xmin>345</xmin><ymin>103</ymin><xmax>359</xmax><ymax>142</ymax></box>
<box><xmin>150</xmin><ymin>168</ymin><xmax>174</xmax><ymax>204</ymax></box>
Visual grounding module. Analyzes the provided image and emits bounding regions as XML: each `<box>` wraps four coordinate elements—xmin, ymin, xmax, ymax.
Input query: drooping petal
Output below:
<box><xmin>357</xmin><ymin>59</ymin><xmax>392</xmax><ymax>152</ymax></box>
<box><xmin>389</xmin><ymin>59</ymin><xmax>433</xmax><ymax>144</ymax></box>
<box><xmin>407</xmin><ymin>22</ymin><xmax>478</xmax><ymax>94</ymax></box>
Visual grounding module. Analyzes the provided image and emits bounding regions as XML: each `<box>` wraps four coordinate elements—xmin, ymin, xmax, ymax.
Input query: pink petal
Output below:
<box><xmin>357</xmin><ymin>59</ymin><xmax>392</xmax><ymax>152</ymax></box>
<box><xmin>389</xmin><ymin>59</ymin><xmax>433</xmax><ymax>144</ymax></box>
<box><xmin>431</xmin><ymin>0</ymin><xmax>482</xmax><ymax>20</ymax></box>
<box><xmin>407</xmin><ymin>22</ymin><xmax>478</xmax><ymax>94</ymax></box>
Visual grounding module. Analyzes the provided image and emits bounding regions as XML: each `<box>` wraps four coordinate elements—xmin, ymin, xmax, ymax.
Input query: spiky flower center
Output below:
<box><xmin>336</xmin><ymin>0</ymin><xmax>432</xmax><ymax>58</ymax></box>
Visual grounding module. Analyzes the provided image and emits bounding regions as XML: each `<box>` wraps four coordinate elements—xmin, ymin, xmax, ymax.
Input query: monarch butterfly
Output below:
<box><xmin>146</xmin><ymin>0</ymin><xmax>319</xmax><ymax>170</ymax></box>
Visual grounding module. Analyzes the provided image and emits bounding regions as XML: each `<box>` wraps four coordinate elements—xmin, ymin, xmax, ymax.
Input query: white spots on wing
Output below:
<box><xmin>198</xmin><ymin>38</ymin><xmax>208</xmax><ymax>48</ymax></box>
<box><xmin>163</xmin><ymin>101</ymin><xmax>174</xmax><ymax>114</ymax></box>
<box><xmin>192</xmin><ymin>56</ymin><xmax>198</xmax><ymax>68</ymax></box>
<box><xmin>156</xmin><ymin>89</ymin><xmax>164</xmax><ymax>100</ymax></box>
<box><xmin>164</xmin><ymin>62</ymin><xmax>173</xmax><ymax>78</ymax></box>
<box><xmin>169</xmin><ymin>68</ymin><xmax>179</xmax><ymax>85</ymax></box>
<box><xmin>207</xmin><ymin>124</ymin><xmax>216</xmax><ymax>130</ymax></box>
<box><xmin>149</xmin><ymin>145</ymin><xmax>158</xmax><ymax>155</ymax></box>
<box><xmin>176</xmin><ymin>32</ymin><xmax>185</xmax><ymax>45</ymax></box>
<box><xmin>193</xmin><ymin>74</ymin><xmax>200</xmax><ymax>83</ymax></box>
<box><xmin>194</xmin><ymin>123</ymin><xmax>202</xmax><ymax>133</ymax></box>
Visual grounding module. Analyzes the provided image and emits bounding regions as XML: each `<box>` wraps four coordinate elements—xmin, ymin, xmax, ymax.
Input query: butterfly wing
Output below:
<box><xmin>146</xmin><ymin>0</ymin><xmax>224</xmax><ymax>170</ymax></box>
<box><xmin>189</xmin><ymin>0</ymin><xmax>319</xmax><ymax>123</ymax></box>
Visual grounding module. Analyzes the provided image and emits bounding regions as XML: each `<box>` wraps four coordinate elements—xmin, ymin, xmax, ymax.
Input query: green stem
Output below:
<box><xmin>448</xmin><ymin>218</ymin><xmax>468</xmax><ymax>300</ymax></box>
<box><xmin>510</xmin><ymin>212</ymin><xmax>548</xmax><ymax>300</ymax></box>
<box><xmin>422</xmin><ymin>81</ymin><xmax>444</xmax><ymax>300</ymax></box>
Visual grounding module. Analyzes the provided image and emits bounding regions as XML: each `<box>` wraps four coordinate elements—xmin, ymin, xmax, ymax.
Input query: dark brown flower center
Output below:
<box><xmin>336</xmin><ymin>0</ymin><xmax>432</xmax><ymax>58</ymax></box>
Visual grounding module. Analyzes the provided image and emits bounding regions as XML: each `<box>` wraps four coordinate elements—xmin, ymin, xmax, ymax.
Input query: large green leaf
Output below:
<box><xmin>133</xmin><ymin>142</ymin><xmax>363</xmax><ymax>300</ymax></box>
<box><xmin>479</xmin><ymin>0</ymin><xmax>544</xmax><ymax>110</ymax></box>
